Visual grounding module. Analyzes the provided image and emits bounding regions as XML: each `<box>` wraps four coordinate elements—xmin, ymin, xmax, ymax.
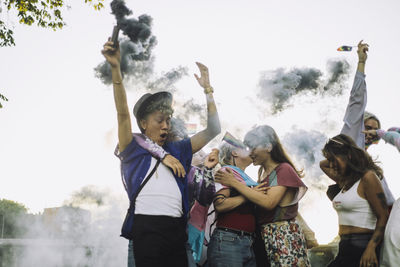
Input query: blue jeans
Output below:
<box><xmin>207</xmin><ymin>228</ymin><xmax>256</xmax><ymax>267</ymax></box>
<box><xmin>128</xmin><ymin>240</ymin><xmax>136</xmax><ymax>267</ymax></box>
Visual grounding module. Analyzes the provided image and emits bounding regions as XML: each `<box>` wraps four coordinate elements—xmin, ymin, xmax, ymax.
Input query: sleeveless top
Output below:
<box><xmin>332</xmin><ymin>179</ymin><xmax>377</xmax><ymax>230</ymax></box>
<box><xmin>216</xmin><ymin>166</ymin><xmax>258</xmax><ymax>233</ymax></box>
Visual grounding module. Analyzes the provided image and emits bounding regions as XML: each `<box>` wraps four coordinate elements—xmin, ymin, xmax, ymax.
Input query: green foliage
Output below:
<box><xmin>0</xmin><ymin>199</ymin><xmax>28</xmax><ymax>238</ymax></box>
<box><xmin>85</xmin><ymin>0</ymin><xmax>104</xmax><ymax>11</ymax></box>
<box><xmin>0</xmin><ymin>0</ymin><xmax>105</xmax><ymax>47</ymax></box>
<box><xmin>0</xmin><ymin>93</ymin><xmax>9</xmax><ymax>108</ymax></box>
<box><xmin>0</xmin><ymin>21</ymin><xmax>15</xmax><ymax>46</ymax></box>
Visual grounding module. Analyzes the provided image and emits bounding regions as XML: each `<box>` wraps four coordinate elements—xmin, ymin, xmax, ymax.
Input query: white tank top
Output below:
<box><xmin>135</xmin><ymin>158</ymin><xmax>183</xmax><ymax>217</ymax></box>
<box><xmin>332</xmin><ymin>179</ymin><xmax>377</xmax><ymax>230</ymax></box>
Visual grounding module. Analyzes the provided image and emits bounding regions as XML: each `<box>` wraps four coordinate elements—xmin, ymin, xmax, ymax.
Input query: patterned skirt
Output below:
<box><xmin>261</xmin><ymin>219</ymin><xmax>310</xmax><ymax>267</ymax></box>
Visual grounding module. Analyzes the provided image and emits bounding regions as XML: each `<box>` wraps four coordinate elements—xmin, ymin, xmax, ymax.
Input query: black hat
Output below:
<box><xmin>133</xmin><ymin>91</ymin><xmax>173</xmax><ymax>121</ymax></box>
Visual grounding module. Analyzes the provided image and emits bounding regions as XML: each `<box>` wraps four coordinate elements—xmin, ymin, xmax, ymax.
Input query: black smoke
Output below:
<box><xmin>147</xmin><ymin>67</ymin><xmax>189</xmax><ymax>93</ymax></box>
<box><xmin>324</xmin><ymin>59</ymin><xmax>351</xmax><ymax>94</ymax></box>
<box><xmin>258</xmin><ymin>67</ymin><xmax>322</xmax><ymax>113</ymax></box>
<box><xmin>95</xmin><ymin>1</ymin><xmax>211</xmax><ymax>130</ymax></box>
<box><xmin>95</xmin><ymin>1</ymin><xmax>158</xmax><ymax>85</ymax></box>
<box><xmin>179</xmin><ymin>98</ymin><xmax>206</xmax><ymax>125</ymax></box>
<box><xmin>111</xmin><ymin>0</ymin><xmax>153</xmax><ymax>44</ymax></box>
<box><xmin>257</xmin><ymin>59</ymin><xmax>350</xmax><ymax>114</ymax></box>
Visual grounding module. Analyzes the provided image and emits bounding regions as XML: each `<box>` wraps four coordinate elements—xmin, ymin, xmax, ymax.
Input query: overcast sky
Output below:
<box><xmin>1</xmin><ymin>0</ymin><xmax>400</xmax><ymax>244</ymax></box>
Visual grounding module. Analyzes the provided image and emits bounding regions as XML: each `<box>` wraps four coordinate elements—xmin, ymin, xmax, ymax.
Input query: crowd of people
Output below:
<box><xmin>101</xmin><ymin>38</ymin><xmax>399</xmax><ymax>267</ymax></box>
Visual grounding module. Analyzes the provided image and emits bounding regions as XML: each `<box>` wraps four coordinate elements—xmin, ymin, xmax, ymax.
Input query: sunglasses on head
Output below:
<box><xmin>328</xmin><ymin>138</ymin><xmax>344</xmax><ymax>146</ymax></box>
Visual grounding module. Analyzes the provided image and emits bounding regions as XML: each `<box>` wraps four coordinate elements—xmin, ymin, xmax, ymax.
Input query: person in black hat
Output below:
<box><xmin>102</xmin><ymin>39</ymin><xmax>221</xmax><ymax>267</ymax></box>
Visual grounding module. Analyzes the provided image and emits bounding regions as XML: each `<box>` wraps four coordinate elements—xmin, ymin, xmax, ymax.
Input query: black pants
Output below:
<box><xmin>132</xmin><ymin>214</ymin><xmax>188</xmax><ymax>267</ymax></box>
<box><xmin>253</xmin><ymin>226</ymin><xmax>270</xmax><ymax>267</ymax></box>
<box><xmin>328</xmin><ymin>233</ymin><xmax>380</xmax><ymax>267</ymax></box>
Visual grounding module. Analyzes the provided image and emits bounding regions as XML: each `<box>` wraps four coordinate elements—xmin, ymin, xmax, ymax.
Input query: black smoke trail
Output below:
<box><xmin>147</xmin><ymin>66</ymin><xmax>189</xmax><ymax>93</ymax></box>
<box><xmin>324</xmin><ymin>59</ymin><xmax>351</xmax><ymax>94</ymax></box>
<box><xmin>257</xmin><ymin>59</ymin><xmax>350</xmax><ymax>114</ymax></box>
<box><xmin>95</xmin><ymin>1</ymin><xmax>157</xmax><ymax>84</ymax></box>
<box><xmin>179</xmin><ymin>98</ymin><xmax>207</xmax><ymax>125</ymax></box>
<box><xmin>258</xmin><ymin>67</ymin><xmax>322</xmax><ymax>113</ymax></box>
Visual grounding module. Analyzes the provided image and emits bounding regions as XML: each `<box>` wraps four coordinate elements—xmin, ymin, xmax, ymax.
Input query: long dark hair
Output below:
<box><xmin>244</xmin><ymin>125</ymin><xmax>303</xmax><ymax>178</ymax></box>
<box><xmin>322</xmin><ymin>134</ymin><xmax>383</xmax><ymax>190</ymax></box>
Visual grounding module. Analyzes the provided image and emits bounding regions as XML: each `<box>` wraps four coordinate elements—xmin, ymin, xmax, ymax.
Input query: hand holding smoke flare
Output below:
<box><xmin>96</xmin><ymin>0</ymin><xmax>188</xmax><ymax>93</ymax></box>
<box><xmin>97</xmin><ymin>1</ymin><xmax>205</xmax><ymax>126</ymax></box>
<box><xmin>111</xmin><ymin>0</ymin><xmax>152</xmax><ymax>43</ymax></box>
<box><xmin>95</xmin><ymin>0</ymin><xmax>158</xmax><ymax>84</ymax></box>
<box><xmin>110</xmin><ymin>0</ymin><xmax>156</xmax><ymax>60</ymax></box>
<box><xmin>111</xmin><ymin>25</ymin><xmax>120</xmax><ymax>48</ymax></box>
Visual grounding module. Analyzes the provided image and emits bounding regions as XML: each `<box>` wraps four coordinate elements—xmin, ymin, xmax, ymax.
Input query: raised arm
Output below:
<box><xmin>102</xmin><ymin>40</ymin><xmax>132</xmax><ymax>152</ymax></box>
<box><xmin>359</xmin><ymin>171</ymin><xmax>389</xmax><ymax>267</ymax></box>
<box><xmin>319</xmin><ymin>159</ymin><xmax>341</xmax><ymax>183</ymax></box>
<box><xmin>340</xmin><ymin>41</ymin><xmax>369</xmax><ymax>150</ymax></box>
<box><xmin>190</xmin><ymin>62</ymin><xmax>221</xmax><ymax>154</ymax></box>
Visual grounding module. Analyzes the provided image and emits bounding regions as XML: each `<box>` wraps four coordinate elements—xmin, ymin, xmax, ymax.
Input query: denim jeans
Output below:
<box><xmin>207</xmin><ymin>228</ymin><xmax>256</xmax><ymax>267</ymax></box>
<box><xmin>128</xmin><ymin>240</ymin><xmax>136</xmax><ymax>267</ymax></box>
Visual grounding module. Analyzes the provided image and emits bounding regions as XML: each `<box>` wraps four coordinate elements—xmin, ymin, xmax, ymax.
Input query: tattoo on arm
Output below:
<box><xmin>377</xmin><ymin>192</ymin><xmax>388</xmax><ymax>210</ymax></box>
<box><xmin>373</xmin><ymin>226</ymin><xmax>385</xmax><ymax>244</ymax></box>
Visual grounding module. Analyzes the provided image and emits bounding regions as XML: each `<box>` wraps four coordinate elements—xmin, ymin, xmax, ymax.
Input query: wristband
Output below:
<box><xmin>204</xmin><ymin>86</ymin><xmax>214</xmax><ymax>94</ymax></box>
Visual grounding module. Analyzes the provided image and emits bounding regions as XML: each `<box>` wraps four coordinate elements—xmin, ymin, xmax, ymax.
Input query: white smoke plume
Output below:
<box><xmin>282</xmin><ymin>127</ymin><xmax>330</xmax><ymax>191</ymax></box>
<box><xmin>3</xmin><ymin>186</ymin><xmax>128</xmax><ymax>267</ymax></box>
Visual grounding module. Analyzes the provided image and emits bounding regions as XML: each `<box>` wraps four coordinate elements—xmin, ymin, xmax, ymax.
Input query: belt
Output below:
<box><xmin>216</xmin><ymin>227</ymin><xmax>254</xmax><ymax>237</ymax></box>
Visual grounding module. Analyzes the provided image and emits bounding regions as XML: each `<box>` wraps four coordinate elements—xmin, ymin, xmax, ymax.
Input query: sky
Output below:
<box><xmin>1</xmin><ymin>0</ymin><xmax>400</xmax><ymax>245</ymax></box>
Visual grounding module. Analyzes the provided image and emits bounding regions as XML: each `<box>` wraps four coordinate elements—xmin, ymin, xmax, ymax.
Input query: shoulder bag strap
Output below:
<box><xmin>129</xmin><ymin>159</ymin><xmax>161</xmax><ymax>211</ymax></box>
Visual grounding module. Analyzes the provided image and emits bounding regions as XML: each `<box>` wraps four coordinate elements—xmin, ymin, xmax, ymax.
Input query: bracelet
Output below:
<box><xmin>204</xmin><ymin>86</ymin><xmax>214</xmax><ymax>94</ymax></box>
<box><xmin>113</xmin><ymin>80</ymin><xmax>122</xmax><ymax>84</ymax></box>
<box><xmin>358</xmin><ymin>61</ymin><xmax>366</xmax><ymax>64</ymax></box>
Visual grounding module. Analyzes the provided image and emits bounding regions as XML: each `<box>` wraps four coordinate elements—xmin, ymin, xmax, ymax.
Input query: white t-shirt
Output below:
<box><xmin>380</xmin><ymin>198</ymin><xmax>400</xmax><ymax>267</ymax></box>
<box><xmin>135</xmin><ymin>157</ymin><xmax>183</xmax><ymax>217</ymax></box>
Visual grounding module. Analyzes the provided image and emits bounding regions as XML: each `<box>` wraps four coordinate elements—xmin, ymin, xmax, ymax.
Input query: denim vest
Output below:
<box><xmin>115</xmin><ymin>137</ymin><xmax>193</xmax><ymax>221</ymax></box>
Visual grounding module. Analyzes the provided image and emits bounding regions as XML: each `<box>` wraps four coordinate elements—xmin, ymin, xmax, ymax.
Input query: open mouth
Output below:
<box><xmin>160</xmin><ymin>133</ymin><xmax>168</xmax><ymax>139</ymax></box>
